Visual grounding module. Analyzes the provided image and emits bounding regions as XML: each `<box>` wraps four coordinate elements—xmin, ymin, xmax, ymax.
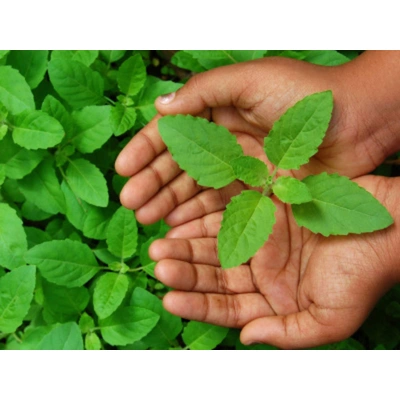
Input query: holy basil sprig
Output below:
<box><xmin>158</xmin><ymin>90</ymin><xmax>394</xmax><ymax>269</ymax></box>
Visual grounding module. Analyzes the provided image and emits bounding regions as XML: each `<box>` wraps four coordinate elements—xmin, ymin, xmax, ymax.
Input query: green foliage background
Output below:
<box><xmin>0</xmin><ymin>50</ymin><xmax>398</xmax><ymax>350</ymax></box>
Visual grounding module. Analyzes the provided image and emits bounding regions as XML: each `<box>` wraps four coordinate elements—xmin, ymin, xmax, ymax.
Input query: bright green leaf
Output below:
<box><xmin>99</xmin><ymin>305</ymin><xmax>159</xmax><ymax>346</ymax></box>
<box><xmin>218</xmin><ymin>191</ymin><xmax>276</xmax><ymax>269</ymax></box>
<box><xmin>0</xmin><ymin>203</ymin><xmax>27</xmax><ymax>270</ymax></box>
<box><xmin>135</xmin><ymin>76</ymin><xmax>182</xmax><ymax>122</ymax></box>
<box><xmin>19</xmin><ymin>158</ymin><xmax>66</xmax><ymax>214</ymax></box>
<box><xmin>272</xmin><ymin>176</ymin><xmax>312</xmax><ymax>204</ymax></box>
<box><xmin>38</xmin><ymin>322</ymin><xmax>83</xmax><ymax>350</ymax></box>
<box><xmin>292</xmin><ymin>173</ymin><xmax>394</xmax><ymax>236</ymax></box>
<box><xmin>65</xmin><ymin>158</ymin><xmax>109</xmax><ymax>207</ymax></box>
<box><xmin>106</xmin><ymin>206</ymin><xmax>138</xmax><ymax>259</ymax></box>
<box><xmin>48</xmin><ymin>59</ymin><xmax>104</xmax><ymax>109</ymax></box>
<box><xmin>25</xmin><ymin>239</ymin><xmax>100</xmax><ymax>287</ymax></box>
<box><xmin>85</xmin><ymin>332</ymin><xmax>102</xmax><ymax>350</ymax></box>
<box><xmin>110</xmin><ymin>103</ymin><xmax>137</xmax><ymax>136</ymax></box>
<box><xmin>71</xmin><ymin>105</ymin><xmax>113</xmax><ymax>153</ymax></box>
<box><xmin>117</xmin><ymin>54</ymin><xmax>146</xmax><ymax>96</ymax></box>
<box><xmin>51</xmin><ymin>50</ymin><xmax>99</xmax><ymax>67</ymax></box>
<box><xmin>171</xmin><ymin>51</ymin><xmax>206</xmax><ymax>72</ymax></box>
<box><xmin>41</xmin><ymin>95</ymin><xmax>74</xmax><ymax>136</ymax></box>
<box><xmin>0</xmin><ymin>265</ymin><xmax>36</xmax><ymax>333</ymax></box>
<box><xmin>159</xmin><ymin>115</ymin><xmax>244</xmax><ymax>189</ymax></box>
<box><xmin>264</xmin><ymin>91</ymin><xmax>333</xmax><ymax>170</ymax></box>
<box><xmin>100</xmin><ymin>50</ymin><xmax>126</xmax><ymax>64</ymax></box>
<box><xmin>93</xmin><ymin>272</ymin><xmax>129</xmax><ymax>319</ymax></box>
<box><xmin>130</xmin><ymin>287</ymin><xmax>182</xmax><ymax>349</ymax></box>
<box><xmin>24</xmin><ymin>227</ymin><xmax>51</xmax><ymax>248</ymax></box>
<box><xmin>182</xmin><ymin>321</ymin><xmax>229</xmax><ymax>350</ymax></box>
<box><xmin>0</xmin><ymin>134</ymin><xmax>46</xmax><ymax>179</ymax></box>
<box><xmin>7</xmin><ymin>50</ymin><xmax>48</xmax><ymax>89</ymax></box>
<box><xmin>0</xmin><ymin>66</ymin><xmax>35</xmax><ymax>114</ymax></box>
<box><xmin>83</xmin><ymin>204</ymin><xmax>115</xmax><ymax>240</ymax></box>
<box><xmin>10</xmin><ymin>110</ymin><xmax>65</xmax><ymax>150</ymax></box>
<box><xmin>231</xmin><ymin>156</ymin><xmax>269</xmax><ymax>187</ymax></box>
<box><xmin>79</xmin><ymin>312</ymin><xmax>95</xmax><ymax>334</ymax></box>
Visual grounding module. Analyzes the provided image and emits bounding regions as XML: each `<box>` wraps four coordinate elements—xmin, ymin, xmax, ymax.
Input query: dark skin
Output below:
<box><xmin>116</xmin><ymin>51</ymin><xmax>400</xmax><ymax>348</ymax></box>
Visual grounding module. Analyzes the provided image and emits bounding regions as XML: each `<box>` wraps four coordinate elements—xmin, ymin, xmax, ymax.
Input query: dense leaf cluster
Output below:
<box><xmin>0</xmin><ymin>50</ymin><xmax>399</xmax><ymax>350</ymax></box>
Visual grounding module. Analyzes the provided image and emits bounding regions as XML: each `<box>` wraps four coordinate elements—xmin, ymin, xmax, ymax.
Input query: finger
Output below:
<box><xmin>155</xmin><ymin>62</ymin><xmax>261</xmax><ymax>116</ymax></box>
<box><xmin>119</xmin><ymin>150</ymin><xmax>181</xmax><ymax>210</ymax></box>
<box><xmin>166</xmin><ymin>211</ymin><xmax>222</xmax><ymax>239</ymax></box>
<box><xmin>115</xmin><ymin>115</ymin><xmax>165</xmax><ymax>177</ymax></box>
<box><xmin>155</xmin><ymin>259</ymin><xmax>257</xmax><ymax>294</ymax></box>
<box><xmin>134</xmin><ymin>172</ymin><xmax>202</xmax><ymax>225</ymax></box>
<box><xmin>164</xmin><ymin>181</ymin><xmax>246</xmax><ymax>226</ymax></box>
<box><xmin>240</xmin><ymin>306</ymin><xmax>356</xmax><ymax>350</ymax></box>
<box><xmin>149</xmin><ymin>237</ymin><xmax>220</xmax><ymax>266</ymax></box>
<box><xmin>162</xmin><ymin>290</ymin><xmax>276</xmax><ymax>328</ymax></box>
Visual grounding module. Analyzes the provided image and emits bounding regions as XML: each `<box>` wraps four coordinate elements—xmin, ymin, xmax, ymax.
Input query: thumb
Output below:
<box><xmin>240</xmin><ymin>308</ymin><xmax>359</xmax><ymax>350</ymax></box>
<box><xmin>155</xmin><ymin>63</ymin><xmax>257</xmax><ymax>116</ymax></box>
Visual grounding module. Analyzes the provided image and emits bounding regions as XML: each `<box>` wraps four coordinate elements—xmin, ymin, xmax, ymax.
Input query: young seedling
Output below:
<box><xmin>158</xmin><ymin>91</ymin><xmax>393</xmax><ymax>269</ymax></box>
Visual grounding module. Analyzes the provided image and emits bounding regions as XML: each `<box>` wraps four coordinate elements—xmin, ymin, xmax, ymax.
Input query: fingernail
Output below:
<box><xmin>158</xmin><ymin>92</ymin><xmax>176</xmax><ymax>104</ymax></box>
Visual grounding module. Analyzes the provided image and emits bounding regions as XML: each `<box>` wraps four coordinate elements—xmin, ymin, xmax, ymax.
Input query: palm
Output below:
<box><xmin>151</xmin><ymin>175</ymin><xmax>395</xmax><ymax>349</ymax></box>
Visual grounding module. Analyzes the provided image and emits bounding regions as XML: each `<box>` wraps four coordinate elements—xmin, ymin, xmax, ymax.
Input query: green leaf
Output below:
<box><xmin>93</xmin><ymin>272</ymin><xmax>129</xmax><ymax>319</ymax></box>
<box><xmin>231</xmin><ymin>156</ymin><xmax>269</xmax><ymax>187</ymax></box>
<box><xmin>182</xmin><ymin>321</ymin><xmax>229</xmax><ymax>350</ymax></box>
<box><xmin>276</xmin><ymin>50</ymin><xmax>350</xmax><ymax>66</ymax></box>
<box><xmin>171</xmin><ymin>51</ymin><xmax>206</xmax><ymax>72</ymax></box>
<box><xmin>106</xmin><ymin>206</ymin><xmax>138</xmax><ymax>259</ymax></box>
<box><xmin>272</xmin><ymin>176</ymin><xmax>312</xmax><ymax>204</ymax></box>
<box><xmin>110</xmin><ymin>103</ymin><xmax>137</xmax><ymax>136</ymax></box>
<box><xmin>71</xmin><ymin>105</ymin><xmax>113</xmax><ymax>153</ymax></box>
<box><xmin>25</xmin><ymin>239</ymin><xmax>100</xmax><ymax>287</ymax></box>
<box><xmin>100</xmin><ymin>50</ymin><xmax>126</xmax><ymax>64</ymax></box>
<box><xmin>21</xmin><ymin>201</ymin><xmax>53</xmax><ymax>221</ymax></box>
<box><xmin>79</xmin><ymin>312</ymin><xmax>95</xmax><ymax>334</ymax></box>
<box><xmin>65</xmin><ymin>158</ymin><xmax>109</xmax><ymax>207</ymax></box>
<box><xmin>0</xmin><ymin>66</ymin><xmax>35</xmax><ymax>114</ymax></box>
<box><xmin>7</xmin><ymin>50</ymin><xmax>48</xmax><ymax>89</ymax></box>
<box><xmin>85</xmin><ymin>332</ymin><xmax>102</xmax><ymax>350</ymax></box>
<box><xmin>0</xmin><ymin>203</ymin><xmax>27</xmax><ymax>270</ymax></box>
<box><xmin>19</xmin><ymin>158</ymin><xmax>66</xmax><ymax>214</ymax></box>
<box><xmin>264</xmin><ymin>91</ymin><xmax>333</xmax><ymax>170</ymax></box>
<box><xmin>51</xmin><ymin>50</ymin><xmax>99</xmax><ymax>66</ymax></box>
<box><xmin>117</xmin><ymin>54</ymin><xmax>146</xmax><ymax>96</ymax></box>
<box><xmin>218</xmin><ymin>191</ymin><xmax>276</xmax><ymax>269</ymax></box>
<box><xmin>130</xmin><ymin>287</ymin><xmax>182</xmax><ymax>349</ymax></box>
<box><xmin>0</xmin><ymin>265</ymin><xmax>36</xmax><ymax>333</ymax></box>
<box><xmin>0</xmin><ymin>163</ymin><xmax>5</xmax><ymax>186</ymax></box>
<box><xmin>159</xmin><ymin>115</ymin><xmax>244</xmax><ymax>189</ymax></box>
<box><xmin>41</xmin><ymin>95</ymin><xmax>74</xmax><ymax>136</ymax></box>
<box><xmin>61</xmin><ymin>180</ymin><xmax>92</xmax><ymax>231</ymax></box>
<box><xmin>48</xmin><ymin>59</ymin><xmax>104</xmax><ymax>109</ymax></box>
<box><xmin>24</xmin><ymin>227</ymin><xmax>51</xmax><ymax>248</ymax></box>
<box><xmin>42</xmin><ymin>279</ymin><xmax>90</xmax><ymax>323</ymax></box>
<box><xmin>0</xmin><ymin>134</ymin><xmax>46</xmax><ymax>179</ymax></box>
<box><xmin>292</xmin><ymin>173</ymin><xmax>394</xmax><ymax>236</ymax></box>
<box><xmin>0</xmin><ymin>124</ymin><xmax>7</xmax><ymax>139</ymax></box>
<box><xmin>38</xmin><ymin>322</ymin><xmax>83</xmax><ymax>350</ymax></box>
<box><xmin>83</xmin><ymin>204</ymin><xmax>115</xmax><ymax>240</ymax></box>
<box><xmin>135</xmin><ymin>76</ymin><xmax>183</xmax><ymax>122</ymax></box>
<box><xmin>99</xmin><ymin>305</ymin><xmax>159</xmax><ymax>346</ymax></box>
<box><xmin>10</xmin><ymin>110</ymin><xmax>65</xmax><ymax>150</ymax></box>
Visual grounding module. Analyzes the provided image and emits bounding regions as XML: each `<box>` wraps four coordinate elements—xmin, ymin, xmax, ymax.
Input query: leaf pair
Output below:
<box><xmin>158</xmin><ymin>91</ymin><xmax>393</xmax><ymax>269</ymax></box>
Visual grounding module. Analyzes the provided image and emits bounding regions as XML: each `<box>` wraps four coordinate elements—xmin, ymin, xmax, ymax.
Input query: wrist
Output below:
<box><xmin>336</xmin><ymin>51</ymin><xmax>400</xmax><ymax>164</ymax></box>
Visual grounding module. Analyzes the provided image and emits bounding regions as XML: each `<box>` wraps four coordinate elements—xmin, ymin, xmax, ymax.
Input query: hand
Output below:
<box><xmin>115</xmin><ymin>52</ymin><xmax>400</xmax><ymax>227</ymax></box>
<box><xmin>149</xmin><ymin>175</ymin><xmax>400</xmax><ymax>349</ymax></box>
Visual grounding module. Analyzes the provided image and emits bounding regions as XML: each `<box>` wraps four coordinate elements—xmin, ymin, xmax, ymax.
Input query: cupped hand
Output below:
<box><xmin>115</xmin><ymin>52</ymin><xmax>398</xmax><ymax>227</ymax></box>
<box><xmin>149</xmin><ymin>175</ymin><xmax>400</xmax><ymax>349</ymax></box>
